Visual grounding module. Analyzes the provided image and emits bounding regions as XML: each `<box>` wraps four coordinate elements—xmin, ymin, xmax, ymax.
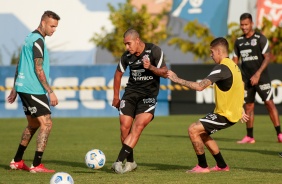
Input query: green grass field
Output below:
<box><xmin>1</xmin><ymin>115</ymin><xmax>282</xmax><ymax>184</ymax></box>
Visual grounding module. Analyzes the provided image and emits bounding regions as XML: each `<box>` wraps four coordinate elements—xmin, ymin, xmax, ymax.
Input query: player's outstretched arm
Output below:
<box><xmin>167</xmin><ymin>70</ymin><xmax>211</xmax><ymax>91</ymax></box>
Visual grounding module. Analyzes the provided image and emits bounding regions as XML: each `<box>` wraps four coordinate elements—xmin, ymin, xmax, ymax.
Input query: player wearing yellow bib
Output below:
<box><xmin>168</xmin><ymin>37</ymin><xmax>248</xmax><ymax>173</ymax></box>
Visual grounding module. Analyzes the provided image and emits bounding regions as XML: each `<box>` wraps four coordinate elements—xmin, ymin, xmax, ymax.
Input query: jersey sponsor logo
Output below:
<box><xmin>133</xmin><ymin>76</ymin><xmax>154</xmax><ymax>81</ymax></box>
<box><xmin>28</xmin><ymin>106</ymin><xmax>37</xmax><ymax>114</ymax></box>
<box><xmin>259</xmin><ymin>83</ymin><xmax>271</xmax><ymax>91</ymax></box>
<box><xmin>240</xmin><ymin>49</ymin><xmax>259</xmax><ymax>62</ymax></box>
<box><xmin>119</xmin><ymin>100</ymin><xmax>125</xmax><ymax>109</ymax></box>
<box><xmin>135</xmin><ymin>60</ymin><xmax>142</xmax><ymax>64</ymax></box>
<box><xmin>240</xmin><ymin>49</ymin><xmax>252</xmax><ymax>57</ymax></box>
<box><xmin>242</xmin><ymin>56</ymin><xmax>259</xmax><ymax>62</ymax></box>
<box><xmin>211</xmin><ymin>129</ymin><xmax>218</xmax><ymax>134</ymax></box>
<box><xmin>254</xmin><ymin>34</ymin><xmax>260</xmax><ymax>38</ymax></box>
<box><xmin>132</xmin><ymin>69</ymin><xmax>154</xmax><ymax>81</ymax></box>
<box><xmin>15</xmin><ymin>82</ymin><xmax>23</xmax><ymax>86</ymax></box>
<box><xmin>143</xmin><ymin>98</ymin><xmax>156</xmax><ymax>104</ymax></box>
<box><xmin>251</xmin><ymin>39</ymin><xmax>257</xmax><ymax>46</ymax></box>
<box><xmin>132</xmin><ymin>69</ymin><xmax>145</xmax><ymax>76</ymax></box>
<box><xmin>206</xmin><ymin>113</ymin><xmax>217</xmax><ymax>120</ymax></box>
<box><xmin>18</xmin><ymin>73</ymin><xmax>25</xmax><ymax>79</ymax></box>
<box><xmin>145</xmin><ymin>50</ymin><xmax>151</xmax><ymax>53</ymax></box>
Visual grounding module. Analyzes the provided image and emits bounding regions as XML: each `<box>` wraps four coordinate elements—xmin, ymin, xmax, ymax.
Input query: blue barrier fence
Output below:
<box><xmin>0</xmin><ymin>65</ymin><xmax>169</xmax><ymax>118</ymax></box>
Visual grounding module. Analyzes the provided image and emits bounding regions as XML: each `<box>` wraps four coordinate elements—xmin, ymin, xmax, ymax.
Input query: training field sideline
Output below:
<box><xmin>1</xmin><ymin>115</ymin><xmax>281</xmax><ymax>184</ymax></box>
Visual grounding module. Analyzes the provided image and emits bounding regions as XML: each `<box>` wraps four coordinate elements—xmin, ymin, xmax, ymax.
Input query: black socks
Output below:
<box><xmin>14</xmin><ymin>144</ymin><xmax>27</xmax><ymax>162</ymax></box>
<box><xmin>33</xmin><ymin>151</ymin><xmax>43</xmax><ymax>167</ymax></box>
<box><xmin>116</xmin><ymin>144</ymin><xmax>133</xmax><ymax>163</ymax></box>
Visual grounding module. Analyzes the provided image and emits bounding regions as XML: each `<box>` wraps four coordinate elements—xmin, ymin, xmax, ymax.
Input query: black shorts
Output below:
<box><xmin>119</xmin><ymin>90</ymin><xmax>157</xmax><ymax>118</ymax></box>
<box><xmin>199</xmin><ymin>113</ymin><xmax>235</xmax><ymax>135</ymax></box>
<box><xmin>244</xmin><ymin>81</ymin><xmax>273</xmax><ymax>103</ymax></box>
<box><xmin>18</xmin><ymin>92</ymin><xmax>51</xmax><ymax>118</ymax></box>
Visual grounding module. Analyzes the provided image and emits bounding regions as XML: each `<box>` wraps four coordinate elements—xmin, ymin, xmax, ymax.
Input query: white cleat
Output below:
<box><xmin>123</xmin><ymin>161</ymin><xmax>137</xmax><ymax>173</ymax></box>
<box><xmin>111</xmin><ymin>161</ymin><xmax>123</xmax><ymax>174</ymax></box>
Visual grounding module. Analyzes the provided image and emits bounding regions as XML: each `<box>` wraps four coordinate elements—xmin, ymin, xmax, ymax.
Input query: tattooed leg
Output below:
<box><xmin>200</xmin><ymin>133</ymin><xmax>220</xmax><ymax>155</ymax></box>
<box><xmin>20</xmin><ymin>115</ymin><xmax>40</xmax><ymax>146</ymax></box>
<box><xmin>188</xmin><ymin>121</ymin><xmax>207</xmax><ymax>154</ymax></box>
<box><xmin>36</xmin><ymin>114</ymin><xmax>53</xmax><ymax>152</ymax></box>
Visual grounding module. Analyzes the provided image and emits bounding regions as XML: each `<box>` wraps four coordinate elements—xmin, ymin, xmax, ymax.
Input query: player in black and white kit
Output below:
<box><xmin>111</xmin><ymin>29</ymin><xmax>168</xmax><ymax>174</ymax></box>
<box><xmin>233</xmin><ymin>13</ymin><xmax>282</xmax><ymax>144</ymax></box>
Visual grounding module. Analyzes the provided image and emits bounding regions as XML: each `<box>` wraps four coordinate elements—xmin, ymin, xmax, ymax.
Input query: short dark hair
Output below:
<box><xmin>240</xmin><ymin>13</ymin><xmax>252</xmax><ymax>22</ymax></box>
<box><xmin>123</xmin><ymin>28</ymin><xmax>139</xmax><ymax>38</ymax></box>
<box><xmin>210</xmin><ymin>37</ymin><xmax>229</xmax><ymax>51</ymax></box>
<box><xmin>41</xmin><ymin>10</ymin><xmax>60</xmax><ymax>21</ymax></box>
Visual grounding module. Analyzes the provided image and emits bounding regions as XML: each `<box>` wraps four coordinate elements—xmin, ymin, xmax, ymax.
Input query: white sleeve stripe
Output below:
<box><xmin>119</xmin><ymin>60</ymin><xmax>125</xmax><ymax>73</ymax></box>
<box><xmin>208</xmin><ymin>69</ymin><xmax>221</xmax><ymax>76</ymax></box>
<box><xmin>34</xmin><ymin>42</ymin><xmax>43</xmax><ymax>57</ymax></box>
<box><xmin>262</xmin><ymin>39</ymin><xmax>269</xmax><ymax>54</ymax></box>
<box><xmin>156</xmin><ymin>51</ymin><xmax>164</xmax><ymax>68</ymax></box>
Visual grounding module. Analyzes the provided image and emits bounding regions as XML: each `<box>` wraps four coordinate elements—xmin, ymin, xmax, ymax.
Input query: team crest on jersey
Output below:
<box><xmin>28</xmin><ymin>106</ymin><xmax>37</xmax><ymax>114</ymax></box>
<box><xmin>251</xmin><ymin>39</ymin><xmax>257</xmax><ymax>46</ymax></box>
<box><xmin>119</xmin><ymin>100</ymin><xmax>125</xmax><ymax>109</ymax></box>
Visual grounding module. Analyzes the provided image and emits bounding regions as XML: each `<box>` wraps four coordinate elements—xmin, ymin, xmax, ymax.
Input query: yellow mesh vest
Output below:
<box><xmin>214</xmin><ymin>58</ymin><xmax>244</xmax><ymax>122</ymax></box>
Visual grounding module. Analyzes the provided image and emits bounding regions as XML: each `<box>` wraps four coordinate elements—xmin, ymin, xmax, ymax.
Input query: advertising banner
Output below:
<box><xmin>257</xmin><ymin>0</ymin><xmax>282</xmax><ymax>27</ymax></box>
<box><xmin>0</xmin><ymin>65</ymin><xmax>169</xmax><ymax>118</ymax></box>
<box><xmin>170</xmin><ymin>0</ymin><xmax>230</xmax><ymax>36</ymax></box>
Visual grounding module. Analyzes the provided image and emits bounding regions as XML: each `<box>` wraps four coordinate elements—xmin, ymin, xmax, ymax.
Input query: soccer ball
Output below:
<box><xmin>85</xmin><ymin>149</ymin><xmax>106</xmax><ymax>169</ymax></box>
<box><xmin>50</xmin><ymin>172</ymin><xmax>74</xmax><ymax>184</ymax></box>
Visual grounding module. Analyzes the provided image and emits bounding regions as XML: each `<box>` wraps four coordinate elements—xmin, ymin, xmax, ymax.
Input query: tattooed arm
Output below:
<box><xmin>34</xmin><ymin>58</ymin><xmax>53</xmax><ymax>93</ymax></box>
<box><xmin>34</xmin><ymin>58</ymin><xmax>58</xmax><ymax>106</ymax></box>
<box><xmin>167</xmin><ymin>70</ymin><xmax>212</xmax><ymax>91</ymax></box>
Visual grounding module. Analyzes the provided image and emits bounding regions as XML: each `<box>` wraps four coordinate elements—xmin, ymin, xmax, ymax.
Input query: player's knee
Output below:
<box><xmin>188</xmin><ymin>123</ymin><xmax>197</xmax><ymax>136</ymax></box>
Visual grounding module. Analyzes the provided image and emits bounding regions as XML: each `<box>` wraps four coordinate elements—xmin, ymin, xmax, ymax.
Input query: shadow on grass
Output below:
<box><xmin>145</xmin><ymin>133</ymin><xmax>241</xmax><ymax>143</ymax></box>
<box><xmin>0</xmin><ymin>164</ymin><xmax>12</xmax><ymax>170</ymax></box>
<box><xmin>41</xmin><ymin>160</ymin><xmax>190</xmax><ymax>174</ymax></box>
<box><xmin>221</xmin><ymin>147</ymin><xmax>279</xmax><ymax>156</ymax></box>
<box><xmin>231</xmin><ymin>166</ymin><xmax>282</xmax><ymax>174</ymax></box>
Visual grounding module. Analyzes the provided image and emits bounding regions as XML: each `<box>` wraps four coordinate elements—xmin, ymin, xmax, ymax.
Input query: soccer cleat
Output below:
<box><xmin>277</xmin><ymin>133</ymin><xmax>282</xmax><ymax>143</ymax></box>
<box><xmin>278</xmin><ymin>152</ymin><xmax>282</xmax><ymax>157</ymax></box>
<box><xmin>237</xmin><ymin>136</ymin><xmax>255</xmax><ymax>144</ymax></box>
<box><xmin>10</xmin><ymin>159</ymin><xmax>30</xmax><ymax>171</ymax></box>
<box><xmin>111</xmin><ymin>161</ymin><xmax>123</xmax><ymax>174</ymax></box>
<box><xmin>123</xmin><ymin>161</ymin><xmax>137</xmax><ymax>173</ymax></box>
<box><xmin>29</xmin><ymin>164</ymin><xmax>55</xmax><ymax>173</ymax></box>
<box><xmin>210</xmin><ymin>165</ymin><xmax>230</xmax><ymax>172</ymax></box>
<box><xmin>186</xmin><ymin>165</ymin><xmax>210</xmax><ymax>173</ymax></box>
